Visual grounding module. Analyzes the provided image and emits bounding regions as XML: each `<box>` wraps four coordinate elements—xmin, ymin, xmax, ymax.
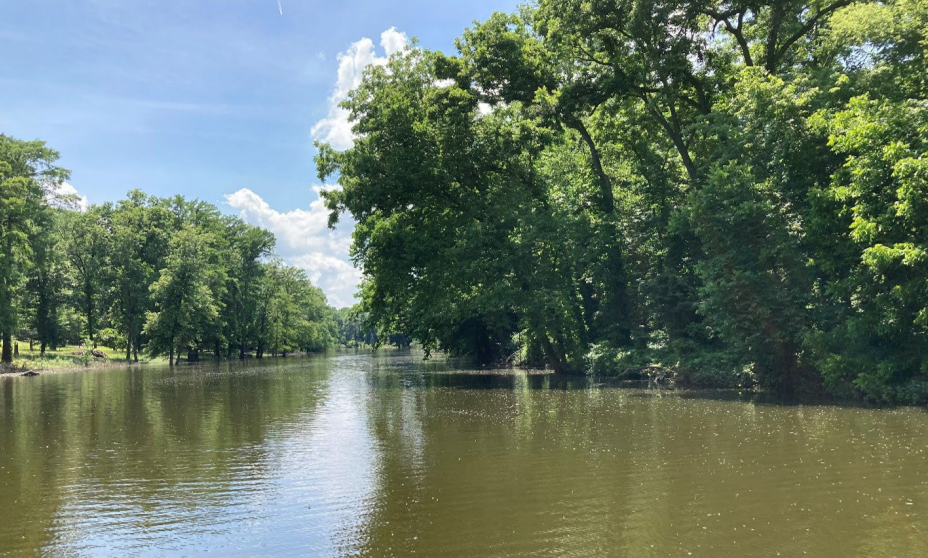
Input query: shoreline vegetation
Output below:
<box><xmin>0</xmin><ymin>343</ymin><xmax>167</xmax><ymax>375</ymax></box>
<box><xmin>0</xmin><ymin>135</ymin><xmax>389</xmax><ymax>376</ymax></box>
<box><xmin>0</xmin><ymin>342</ymin><xmax>399</xmax><ymax>376</ymax></box>
<box><xmin>0</xmin><ymin>334</ymin><xmax>398</xmax><ymax>376</ymax></box>
<box><xmin>5</xmin><ymin>2</ymin><xmax>928</xmax><ymax>405</ymax></box>
<box><xmin>315</xmin><ymin>0</ymin><xmax>928</xmax><ymax>405</ymax></box>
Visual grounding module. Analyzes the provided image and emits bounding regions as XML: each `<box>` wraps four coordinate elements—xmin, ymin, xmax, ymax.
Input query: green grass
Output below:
<box><xmin>4</xmin><ymin>343</ymin><xmax>169</xmax><ymax>372</ymax></box>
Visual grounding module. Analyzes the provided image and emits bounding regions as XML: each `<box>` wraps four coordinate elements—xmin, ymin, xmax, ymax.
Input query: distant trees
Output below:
<box><xmin>332</xmin><ymin>306</ymin><xmax>377</xmax><ymax>348</ymax></box>
<box><xmin>258</xmin><ymin>264</ymin><xmax>335</xmax><ymax>356</ymax></box>
<box><xmin>318</xmin><ymin>0</ymin><xmax>928</xmax><ymax>402</ymax></box>
<box><xmin>0</xmin><ymin>139</ymin><xmax>340</xmax><ymax>364</ymax></box>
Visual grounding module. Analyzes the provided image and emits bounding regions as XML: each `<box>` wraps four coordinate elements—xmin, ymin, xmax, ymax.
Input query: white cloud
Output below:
<box><xmin>225</xmin><ymin>187</ymin><xmax>361</xmax><ymax>308</ymax></box>
<box><xmin>311</xmin><ymin>27</ymin><xmax>408</xmax><ymax>150</ymax></box>
<box><xmin>47</xmin><ymin>181</ymin><xmax>89</xmax><ymax>211</ymax></box>
<box><xmin>380</xmin><ymin>27</ymin><xmax>408</xmax><ymax>57</ymax></box>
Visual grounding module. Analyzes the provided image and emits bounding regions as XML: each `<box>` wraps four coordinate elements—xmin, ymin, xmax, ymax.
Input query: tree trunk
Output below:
<box><xmin>126</xmin><ymin>326</ymin><xmax>132</xmax><ymax>361</ymax></box>
<box><xmin>602</xmin><ymin>220</ymin><xmax>632</xmax><ymax>347</ymax></box>
<box><xmin>85</xmin><ymin>288</ymin><xmax>95</xmax><ymax>347</ymax></box>
<box><xmin>1</xmin><ymin>332</ymin><xmax>12</xmax><ymax>365</ymax></box>
<box><xmin>41</xmin><ymin>341</ymin><xmax>47</xmax><ymax>356</ymax></box>
<box><xmin>169</xmin><ymin>345</ymin><xmax>175</xmax><ymax>367</ymax></box>
<box><xmin>539</xmin><ymin>334</ymin><xmax>570</xmax><ymax>374</ymax></box>
<box><xmin>187</xmin><ymin>349</ymin><xmax>199</xmax><ymax>363</ymax></box>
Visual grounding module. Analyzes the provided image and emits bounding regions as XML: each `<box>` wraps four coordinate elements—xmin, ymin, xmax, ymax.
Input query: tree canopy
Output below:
<box><xmin>0</xmin><ymin>140</ymin><xmax>342</xmax><ymax>365</ymax></box>
<box><xmin>318</xmin><ymin>0</ymin><xmax>928</xmax><ymax>403</ymax></box>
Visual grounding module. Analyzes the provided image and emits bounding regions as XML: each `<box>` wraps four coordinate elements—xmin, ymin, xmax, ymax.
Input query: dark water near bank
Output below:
<box><xmin>2</xmin><ymin>351</ymin><xmax>927</xmax><ymax>557</ymax></box>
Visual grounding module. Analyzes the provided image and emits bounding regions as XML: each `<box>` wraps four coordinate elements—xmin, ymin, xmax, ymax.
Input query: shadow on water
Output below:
<box><xmin>362</xmin><ymin>350</ymin><xmax>919</xmax><ymax>409</ymax></box>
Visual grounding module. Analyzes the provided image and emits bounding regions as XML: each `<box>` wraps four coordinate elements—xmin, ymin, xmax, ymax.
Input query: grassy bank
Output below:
<box><xmin>0</xmin><ymin>343</ymin><xmax>169</xmax><ymax>374</ymax></box>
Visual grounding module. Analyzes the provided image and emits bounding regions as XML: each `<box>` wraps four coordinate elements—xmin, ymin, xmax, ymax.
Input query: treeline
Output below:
<box><xmin>1</xmin><ymin>135</ymin><xmax>342</xmax><ymax>364</ymax></box>
<box><xmin>318</xmin><ymin>0</ymin><xmax>928</xmax><ymax>402</ymax></box>
<box><xmin>332</xmin><ymin>306</ymin><xmax>410</xmax><ymax>349</ymax></box>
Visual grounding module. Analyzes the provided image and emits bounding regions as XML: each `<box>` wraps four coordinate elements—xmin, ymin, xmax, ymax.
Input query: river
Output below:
<box><xmin>1</xmin><ymin>350</ymin><xmax>926</xmax><ymax>557</ymax></box>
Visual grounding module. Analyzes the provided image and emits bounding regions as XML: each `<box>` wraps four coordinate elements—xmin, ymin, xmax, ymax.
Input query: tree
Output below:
<box><xmin>315</xmin><ymin>0</ymin><xmax>928</xmax><ymax>399</ymax></box>
<box><xmin>222</xmin><ymin>221</ymin><xmax>275</xmax><ymax>359</ymax></box>
<box><xmin>0</xmin><ymin>135</ymin><xmax>68</xmax><ymax>364</ymax></box>
<box><xmin>144</xmin><ymin>227</ymin><xmax>221</xmax><ymax>365</ymax></box>
<box><xmin>25</xmin><ymin>209</ymin><xmax>68</xmax><ymax>354</ymax></box>
<box><xmin>108</xmin><ymin>191</ymin><xmax>171</xmax><ymax>361</ymax></box>
<box><xmin>60</xmin><ymin>207</ymin><xmax>110</xmax><ymax>347</ymax></box>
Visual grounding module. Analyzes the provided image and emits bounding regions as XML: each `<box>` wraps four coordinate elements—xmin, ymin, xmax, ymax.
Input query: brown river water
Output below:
<box><xmin>1</xmin><ymin>350</ymin><xmax>927</xmax><ymax>557</ymax></box>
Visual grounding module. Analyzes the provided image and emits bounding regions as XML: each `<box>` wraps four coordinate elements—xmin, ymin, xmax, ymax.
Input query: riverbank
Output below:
<box><xmin>0</xmin><ymin>344</ymin><xmax>356</xmax><ymax>376</ymax></box>
<box><xmin>0</xmin><ymin>343</ymin><xmax>169</xmax><ymax>375</ymax></box>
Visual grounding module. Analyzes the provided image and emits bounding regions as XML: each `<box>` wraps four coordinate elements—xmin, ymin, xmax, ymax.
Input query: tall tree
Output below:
<box><xmin>0</xmin><ymin>135</ymin><xmax>68</xmax><ymax>364</ymax></box>
<box><xmin>222</xmin><ymin>222</ymin><xmax>275</xmax><ymax>359</ymax></box>
<box><xmin>60</xmin><ymin>207</ymin><xmax>110</xmax><ymax>347</ymax></box>
<box><xmin>145</xmin><ymin>227</ymin><xmax>221</xmax><ymax>365</ymax></box>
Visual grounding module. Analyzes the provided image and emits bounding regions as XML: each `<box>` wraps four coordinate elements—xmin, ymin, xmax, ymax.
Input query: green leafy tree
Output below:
<box><xmin>0</xmin><ymin>135</ymin><xmax>68</xmax><ymax>364</ymax></box>
<box><xmin>144</xmin><ymin>227</ymin><xmax>221</xmax><ymax>364</ymax></box>
<box><xmin>60</xmin><ymin>207</ymin><xmax>111</xmax><ymax>347</ymax></box>
<box><xmin>809</xmin><ymin>95</ymin><xmax>928</xmax><ymax>401</ymax></box>
<box><xmin>108</xmin><ymin>191</ymin><xmax>172</xmax><ymax>361</ymax></box>
<box><xmin>24</xmin><ymin>209</ymin><xmax>69</xmax><ymax>353</ymax></box>
<box><xmin>222</xmin><ymin>221</ymin><xmax>275</xmax><ymax>359</ymax></box>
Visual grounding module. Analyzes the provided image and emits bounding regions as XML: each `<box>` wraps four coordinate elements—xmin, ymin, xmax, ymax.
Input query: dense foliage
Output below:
<box><xmin>318</xmin><ymin>0</ymin><xmax>928</xmax><ymax>403</ymax></box>
<box><xmin>0</xmin><ymin>143</ymin><xmax>339</xmax><ymax>364</ymax></box>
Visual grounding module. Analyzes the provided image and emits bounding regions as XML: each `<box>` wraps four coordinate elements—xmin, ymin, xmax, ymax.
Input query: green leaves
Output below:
<box><xmin>309</xmin><ymin>1</ymin><xmax>928</xmax><ymax>399</ymax></box>
<box><xmin>0</xmin><ymin>134</ymin><xmax>69</xmax><ymax>363</ymax></box>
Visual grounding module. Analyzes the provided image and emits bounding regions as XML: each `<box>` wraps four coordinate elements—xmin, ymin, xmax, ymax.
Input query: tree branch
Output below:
<box><xmin>768</xmin><ymin>0</ymin><xmax>854</xmax><ymax>71</ymax></box>
<box><xmin>706</xmin><ymin>8</ymin><xmax>755</xmax><ymax>67</ymax></box>
<box><xmin>568</xmin><ymin>118</ymin><xmax>615</xmax><ymax>214</ymax></box>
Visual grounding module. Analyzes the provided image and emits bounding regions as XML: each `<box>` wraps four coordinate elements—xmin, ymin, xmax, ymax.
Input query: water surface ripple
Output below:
<box><xmin>1</xmin><ymin>351</ymin><xmax>926</xmax><ymax>556</ymax></box>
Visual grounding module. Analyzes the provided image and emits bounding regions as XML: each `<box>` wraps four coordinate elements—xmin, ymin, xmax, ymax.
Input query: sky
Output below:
<box><xmin>0</xmin><ymin>0</ymin><xmax>518</xmax><ymax>308</ymax></box>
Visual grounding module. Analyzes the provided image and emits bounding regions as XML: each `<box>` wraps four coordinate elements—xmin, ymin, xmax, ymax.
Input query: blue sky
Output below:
<box><xmin>0</xmin><ymin>0</ymin><xmax>518</xmax><ymax>307</ymax></box>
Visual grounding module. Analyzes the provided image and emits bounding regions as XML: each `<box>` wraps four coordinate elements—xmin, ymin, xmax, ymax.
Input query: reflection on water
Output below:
<box><xmin>2</xmin><ymin>350</ymin><xmax>927</xmax><ymax>557</ymax></box>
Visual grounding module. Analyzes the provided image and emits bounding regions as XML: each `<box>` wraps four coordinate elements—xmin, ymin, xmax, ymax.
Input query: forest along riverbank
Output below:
<box><xmin>0</xmin><ymin>143</ymin><xmax>378</xmax><ymax>372</ymax></box>
<box><xmin>2</xmin><ymin>351</ymin><xmax>926</xmax><ymax>557</ymax></box>
<box><xmin>314</xmin><ymin>1</ymin><xmax>928</xmax><ymax>406</ymax></box>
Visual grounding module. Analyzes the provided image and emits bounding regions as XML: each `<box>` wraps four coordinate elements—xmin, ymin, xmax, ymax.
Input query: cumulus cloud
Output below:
<box><xmin>311</xmin><ymin>27</ymin><xmax>408</xmax><ymax>150</ymax></box>
<box><xmin>47</xmin><ymin>181</ymin><xmax>89</xmax><ymax>211</ymax></box>
<box><xmin>380</xmin><ymin>27</ymin><xmax>408</xmax><ymax>57</ymax></box>
<box><xmin>231</xmin><ymin>28</ymin><xmax>409</xmax><ymax>306</ymax></box>
<box><xmin>225</xmin><ymin>187</ymin><xmax>360</xmax><ymax>308</ymax></box>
